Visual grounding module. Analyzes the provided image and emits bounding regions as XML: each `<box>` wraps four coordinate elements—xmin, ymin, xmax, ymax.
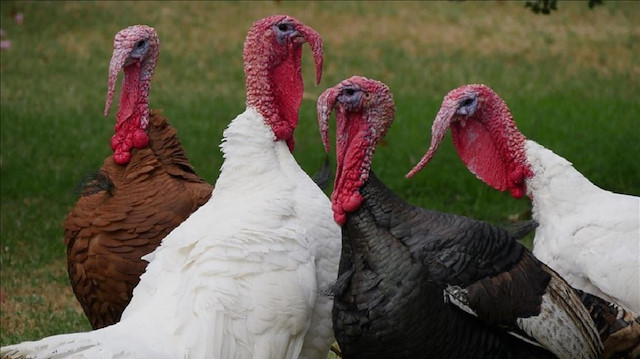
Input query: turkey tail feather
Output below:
<box><xmin>516</xmin><ymin>264</ymin><xmax>602</xmax><ymax>359</ymax></box>
<box><xmin>576</xmin><ymin>289</ymin><xmax>640</xmax><ymax>358</ymax></box>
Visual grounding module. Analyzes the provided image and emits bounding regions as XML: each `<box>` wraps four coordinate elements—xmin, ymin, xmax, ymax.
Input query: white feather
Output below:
<box><xmin>443</xmin><ymin>285</ymin><xmax>477</xmax><ymax>317</ymax></box>
<box><xmin>1</xmin><ymin>107</ymin><xmax>341</xmax><ymax>359</ymax></box>
<box><xmin>525</xmin><ymin>140</ymin><xmax>640</xmax><ymax>313</ymax></box>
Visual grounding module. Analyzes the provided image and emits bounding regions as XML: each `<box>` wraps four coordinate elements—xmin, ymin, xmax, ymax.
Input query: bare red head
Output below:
<box><xmin>243</xmin><ymin>15</ymin><xmax>323</xmax><ymax>152</ymax></box>
<box><xmin>317</xmin><ymin>76</ymin><xmax>395</xmax><ymax>226</ymax></box>
<box><xmin>105</xmin><ymin>25</ymin><xmax>159</xmax><ymax>165</ymax></box>
<box><xmin>406</xmin><ymin>84</ymin><xmax>532</xmax><ymax>199</ymax></box>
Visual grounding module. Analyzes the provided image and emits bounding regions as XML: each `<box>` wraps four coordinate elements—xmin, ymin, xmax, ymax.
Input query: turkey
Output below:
<box><xmin>317</xmin><ymin>76</ymin><xmax>640</xmax><ymax>359</ymax></box>
<box><xmin>2</xmin><ymin>15</ymin><xmax>340</xmax><ymax>359</ymax></box>
<box><xmin>406</xmin><ymin>84</ymin><xmax>640</xmax><ymax>313</ymax></box>
<box><xmin>63</xmin><ymin>24</ymin><xmax>213</xmax><ymax>329</ymax></box>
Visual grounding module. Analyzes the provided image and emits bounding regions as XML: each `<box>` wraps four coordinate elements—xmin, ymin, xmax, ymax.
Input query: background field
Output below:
<box><xmin>1</xmin><ymin>0</ymin><xmax>638</xmax><ymax>347</ymax></box>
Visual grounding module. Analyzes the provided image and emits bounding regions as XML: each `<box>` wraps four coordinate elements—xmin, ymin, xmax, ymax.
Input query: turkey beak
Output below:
<box><xmin>317</xmin><ymin>87</ymin><xmax>340</xmax><ymax>153</ymax></box>
<box><xmin>296</xmin><ymin>24</ymin><xmax>323</xmax><ymax>85</ymax></box>
<box><xmin>105</xmin><ymin>47</ymin><xmax>129</xmax><ymax>117</ymax></box>
<box><xmin>406</xmin><ymin>104</ymin><xmax>457</xmax><ymax>178</ymax></box>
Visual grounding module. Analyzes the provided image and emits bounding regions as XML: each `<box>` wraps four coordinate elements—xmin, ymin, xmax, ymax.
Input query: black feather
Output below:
<box><xmin>311</xmin><ymin>154</ymin><xmax>332</xmax><ymax>190</ymax></box>
<box><xmin>323</xmin><ymin>267</ymin><xmax>355</xmax><ymax>298</ymax></box>
<box><xmin>502</xmin><ymin>220</ymin><xmax>538</xmax><ymax>241</ymax></box>
<box><xmin>73</xmin><ymin>171</ymin><xmax>114</xmax><ymax>197</ymax></box>
<box><xmin>333</xmin><ymin>172</ymin><xmax>556</xmax><ymax>358</ymax></box>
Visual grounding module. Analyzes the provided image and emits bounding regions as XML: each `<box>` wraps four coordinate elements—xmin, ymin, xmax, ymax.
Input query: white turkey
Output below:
<box><xmin>64</xmin><ymin>24</ymin><xmax>213</xmax><ymax>330</ymax></box>
<box><xmin>317</xmin><ymin>76</ymin><xmax>640</xmax><ymax>359</ymax></box>
<box><xmin>407</xmin><ymin>84</ymin><xmax>640</xmax><ymax>313</ymax></box>
<box><xmin>1</xmin><ymin>15</ymin><xmax>340</xmax><ymax>359</ymax></box>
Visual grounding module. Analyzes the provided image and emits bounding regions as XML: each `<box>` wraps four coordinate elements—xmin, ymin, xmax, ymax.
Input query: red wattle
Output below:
<box><xmin>123</xmin><ymin>135</ymin><xmax>133</xmax><ymax>148</ymax></box>
<box><xmin>111</xmin><ymin>134</ymin><xmax>120</xmax><ymax>151</ymax></box>
<box><xmin>332</xmin><ymin>203</ymin><xmax>347</xmax><ymax>226</ymax></box>
<box><xmin>510</xmin><ymin>187</ymin><xmax>525</xmax><ymax>199</ymax></box>
<box><xmin>111</xmin><ymin>62</ymin><xmax>149</xmax><ymax>166</ymax></box>
<box><xmin>343</xmin><ymin>193</ymin><xmax>363</xmax><ymax>213</ymax></box>
<box><xmin>509</xmin><ymin>167</ymin><xmax>523</xmax><ymax>184</ymax></box>
<box><xmin>453</xmin><ymin>117</ymin><xmax>509</xmax><ymax>192</ymax></box>
<box><xmin>132</xmin><ymin>129</ymin><xmax>149</xmax><ymax>148</ymax></box>
<box><xmin>113</xmin><ymin>150</ymin><xmax>131</xmax><ymax>165</ymax></box>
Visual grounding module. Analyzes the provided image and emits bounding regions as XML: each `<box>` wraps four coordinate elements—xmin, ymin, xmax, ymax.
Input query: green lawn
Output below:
<box><xmin>1</xmin><ymin>0</ymin><xmax>638</xmax><ymax>346</ymax></box>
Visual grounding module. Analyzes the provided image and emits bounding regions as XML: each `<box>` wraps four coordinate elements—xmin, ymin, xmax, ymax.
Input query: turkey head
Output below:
<box><xmin>105</xmin><ymin>25</ymin><xmax>159</xmax><ymax>165</ymax></box>
<box><xmin>407</xmin><ymin>84</ymin><xmax>532</xmax><ymax>199</ymax></box>
<box><xmin>244</xmin><ymin>15</ymin><xmax>323</xmax><ymax>152</ymax></box>
<box><xmin>317</xmin><ymin>76</ymin><xmax>395</xmax><ymax>225</ymax></box>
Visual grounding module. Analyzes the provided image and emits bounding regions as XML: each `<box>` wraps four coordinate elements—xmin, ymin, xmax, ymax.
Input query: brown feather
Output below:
<box><xmin>64</xmin><ymin>110</ymin><xmax>213</xmax><ymax>329</ymax></box>
<box><xmin>576</xmin><ymin>289</ymin><xmax>640</xmax><ymax>359</ymax></box>
<box><xmin>466</xmin><ymin>251</ymin><xmax>550</xmax><ymax>325</ymax></box>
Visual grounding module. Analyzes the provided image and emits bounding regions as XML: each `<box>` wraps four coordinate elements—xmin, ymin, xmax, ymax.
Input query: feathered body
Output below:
<box><xmin>126</xmin><ymin>109</ymin><xmax>339</xmax><ymax>358</ymax></box>
<box><xmin>64</xmin><ymin>25</ymin><xmax>212</xmax><ymax>329</ymax></box>
<box><xmin>2</xmin><ymin>15</ymin><xmax>340</xmax><ymax>359</ymax></box>
<box><xmin>318</xmin><ymin>76</ymin><xmax>640</xmax><ymax>359</ymax></box>
<box><xmin>524</xmin><ymin>140</ymin><xmax>639</xmax><ymax>312</ymax></box>
<box><xmin>408</xmin><ymin>84</ymin><xmax>639</xmax><ymax>313</ymax></box>
<box><xmin>335</xmin><ymin>172</ymin><xmax>596</xmax><ymax>359</ymax></box>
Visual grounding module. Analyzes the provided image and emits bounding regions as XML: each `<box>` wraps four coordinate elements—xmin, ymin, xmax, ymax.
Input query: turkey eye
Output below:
<box><xmin>278</xmin><ymin>23</ymin><xmax>291</xmax><ymax>32</ymax></box>
<box><xmin>460</xmin><ymin>97</ymin><xmax>475</xmax><ymax>107</ymax></box>
<box><xmin>135</xmin><ymin>40</ymin><xmax>146</xmax><ymax>49</ymax></box>
<box><xmin>344</xmin><ymin>88</ymin><xmax>356</xmax><ymax>96</ymax></box>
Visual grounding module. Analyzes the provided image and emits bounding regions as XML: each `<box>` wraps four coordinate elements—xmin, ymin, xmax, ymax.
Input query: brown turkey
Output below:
<box><xmin>63</xmin><ymin>25</ymin><xmax>213</xmax><ymax>329</ymax></box>
<box><xmin>317</xmin><ymin>76</ymin><xmax>640</xmax><ymax>359</ymax></box>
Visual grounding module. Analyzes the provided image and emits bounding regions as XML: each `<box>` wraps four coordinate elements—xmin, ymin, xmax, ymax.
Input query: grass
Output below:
<box><xmin>1</xmin><ymin>0</ymin><xmax>638</xmax><ymax>348</ymax></box>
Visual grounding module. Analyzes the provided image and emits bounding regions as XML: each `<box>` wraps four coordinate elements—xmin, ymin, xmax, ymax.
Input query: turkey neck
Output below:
<box><xmin>215</xmin><ymin>108</ymin><xmax>294</xmax><ymax>192</ymax></box>
<box><xmin>334</xmin><ymin>171</ymin><xmax>434</xmax><ymax>359</ymax></box>
<box><xmin>244</xmin><ymin>40</ymin><xmax>304</xmax><ymax>153</ymax></box>
<box><xmin>337</xmin><ymin>171</ymin><xmax>414</xmax><ymax>288</ymax></box>
<box><xmin>145</xmin><ymin>111</ymin><xmax>200</xmax><ymax>177</ymax></box>
<box><xmin>116</xmin><ymin>63</ymin><xmax>151</xmax><ymax>133</ymax></box>
<box><xmin>524</xmin><ymin>140</ymin><xmax>601</xmax><ymax>212</ymax></box>
<box><xmin>110</xmin><ymin>60</ymin><xmax>152</xmax><ymax>165</ymax></box>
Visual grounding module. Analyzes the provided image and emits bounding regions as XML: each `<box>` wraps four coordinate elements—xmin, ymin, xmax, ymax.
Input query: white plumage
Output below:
<box><xmin>524</xmin><ymin>140</ymin><xmax>640</xmax><ymax>313</ymax></box>
<box><xmin>1</xmin><ymin>108</ymin><xmax>340</xmax><ymax>359</ymax></box>
<box><xmin>2</xmin><ymin>15</ymin><xmax>340</xmax><ymax>359</ymax></box>
<box><xmin>409</xmin><ymin>83</ymin><xmax>640</xmax><ymax>314</ymax></box>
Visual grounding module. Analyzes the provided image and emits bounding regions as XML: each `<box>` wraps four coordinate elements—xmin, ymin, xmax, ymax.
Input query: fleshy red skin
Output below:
<box><xmin>109</xmin><ymin>64</ymin><xmax>149</xmax><ymax>164</ymax></box>
<box><xmin>105</xmin><ymin>25</ymin><xmax>158</xmax><ymax>165</ymax></box>
<box><xmin>407</xmin><ymin>84</ymin><xmax>532</xmax><ymax>199</ymax></box>
<box><xmin>317</xmin><ymin>76</ymin><xmax>395</xmax><ymax>226</ymax></box>
<box><xmin>244</xmin><ymin>15</ymin><xmax>323</xmax><ymax>152</ymax></box>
